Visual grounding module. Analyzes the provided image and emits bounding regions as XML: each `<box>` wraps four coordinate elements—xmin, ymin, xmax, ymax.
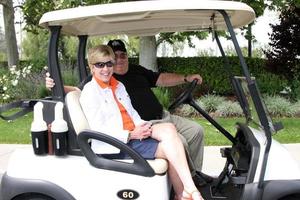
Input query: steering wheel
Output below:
<box><xmin>168</xmin><ymin>79</ymin><xmax>198</xmax><ymax>111</ymax></box>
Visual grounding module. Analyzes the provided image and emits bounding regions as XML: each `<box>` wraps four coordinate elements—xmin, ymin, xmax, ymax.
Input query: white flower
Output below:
<box><xmin>44</xmin><ymin>66</ymin><xmax>48</xmax><ymax>70</ymax></box>
<box><xmin>3</xmin><ymin>94</ymin><xmax>9</xmax><ymax>100</ymax></box>
<box><xmin>3</xmin><ymin>86</ymin><xmax>7</xmax><ymax>91</ymax></box>
<box><xmin>9</xmin><ymin>65</ymin><xmax>16</xmax><ymax>72</ymax></box>
<box><xmin>11</xmin><ymin>79</ymin><xmax>18</xmax><ymax>86</ymax></box>
<box><xmin>28</xmin><ymin>65</ymin><xmax>32</xmax><ymax>70</ymax></box>
<box><xmin>16</xmin><ymin>71</ymin><xmax>20</xmax><ymax>76</ymax></box>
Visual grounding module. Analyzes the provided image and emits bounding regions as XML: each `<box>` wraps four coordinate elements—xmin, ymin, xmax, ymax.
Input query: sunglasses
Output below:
<box><xmin>93</xmin><ymin>60</ymin><xmax>115</xmax><ymax>68</ymax></box>
<box><xmin>115</xmin><ymin>52</ymin><xmax>127</xmax><ymax>59</ymax></box>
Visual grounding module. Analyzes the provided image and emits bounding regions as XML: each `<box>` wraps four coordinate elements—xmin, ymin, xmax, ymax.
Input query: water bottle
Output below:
<box><xmin>31</xmin><ymin>102</ymin><xmax>48</xmax><ymax>155</ymax></box>
<box><xmin>51</xmin><ymin>102</ymin><xmax>68</xmax><ymax>156</ymax></box>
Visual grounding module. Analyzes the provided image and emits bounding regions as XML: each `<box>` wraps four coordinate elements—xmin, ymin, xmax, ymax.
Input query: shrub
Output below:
<box><xmin>0</xmin><ymin>65</ymin><xmax>32</xmax><ymax>103</ymax></box>
<box><xmin>216</xmin><ymin>101</ymin><xmax>243</xmax><ymax>117</ymax></box>
<box><xmin>152</xmin><ymin>87</ymin><xmax>170</xmax><ymax>109</ymax></box>
<box><xmin>292</xmin><ymin>100</ymin><xmax>300</xmax><ymax>117</ymax></box>
<box><xmin>197</xmin><ymin>94</ymin><xmax>225</xmax><ymax>112</ymax></box>
<box><xmin>178</xmin><ymin>104</ymin><xmax>196</xmax><ymax>117</ymax></box>
<box><xmin>263</xmin><ymin>95</ymin><xmax>296</xmax><ymax>117</ymax></box>
<box><xmin>62</xmin><ymin>70</ymin><xmax>79</xmax><ymax>86</ymax></box>
<box><xmin>177</xmin><ymin>100</ymin><xmax>205</xmax><ymax>117</ymax></box>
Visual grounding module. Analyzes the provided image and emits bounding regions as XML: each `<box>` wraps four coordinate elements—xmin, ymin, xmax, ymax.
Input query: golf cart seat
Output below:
<box><xmin>65</xmin><ymin>90</ymin><xmax>168</xmax><ymax>175</ymax></box>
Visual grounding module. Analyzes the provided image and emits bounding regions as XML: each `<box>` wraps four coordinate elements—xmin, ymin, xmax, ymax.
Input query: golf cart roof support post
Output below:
<box><xmin>248</xmin><ymin>83</ymin><xmax>272</xmax><ymax>189</ymax></box>
<box><xmin>77</xmin><ymin>35</ymin><xmax>88</xmax><ymax>82</ymax></box>
<box><xmin>214</xmin><ymin>30</ymin><xmax>234</xmax><ymax>77</ymax></box>
<box><xmin>218</xmin><ymin>10</ymin><xmax>252</xmax><ymax>84</ymax></box>
<box><xmin>48</xmin><ymin>26</ymin><xmax>65</xmax><ymax>101</ymax></box>
<box><xmin>219</xmin><ymin>10</ymin><xmax>273</xmax><ymax>190</ymax></box>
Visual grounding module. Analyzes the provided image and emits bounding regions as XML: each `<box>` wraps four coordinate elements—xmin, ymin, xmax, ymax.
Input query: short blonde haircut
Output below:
<box><xmin>87</xmin><ymin>45</ymin><xmax>115</xmax><ymax>70</ymax></box>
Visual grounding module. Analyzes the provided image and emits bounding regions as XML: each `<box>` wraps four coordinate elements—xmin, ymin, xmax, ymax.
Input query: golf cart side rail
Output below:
<box><xmin>78</xmin><ymin>130</ymin><xmax>155</xmax><ymax>177</ymax></box>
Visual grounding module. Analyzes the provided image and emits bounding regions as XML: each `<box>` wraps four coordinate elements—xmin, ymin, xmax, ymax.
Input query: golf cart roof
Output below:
<box><xmin>39</xmin><ymin>0</ymin><xmax>255</xmax><ymax>36</ymax></box>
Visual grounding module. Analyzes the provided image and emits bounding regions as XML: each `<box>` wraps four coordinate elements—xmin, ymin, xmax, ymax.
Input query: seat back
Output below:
<box><xmin>65</xmin><ymin>90</ymin><xmax>90</xmax><ymax>134</ymax></box>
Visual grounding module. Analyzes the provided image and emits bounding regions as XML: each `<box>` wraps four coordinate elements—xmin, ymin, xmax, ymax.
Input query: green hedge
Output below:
<box><xmin>2</xmin><ymin>57</ymin><xmax>289</xmax><ymax>97</ymax></box>
<box><xmin>130</xmin><ymin>56</ymin><xmax>289</xmax><ymax>98</ymax></box>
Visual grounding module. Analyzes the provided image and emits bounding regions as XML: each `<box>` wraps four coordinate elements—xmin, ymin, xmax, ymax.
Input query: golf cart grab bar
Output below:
<box><xmin>77</xmin><ymin>130</ymin><xmax>155</xmax><ymax>177</ymax></box>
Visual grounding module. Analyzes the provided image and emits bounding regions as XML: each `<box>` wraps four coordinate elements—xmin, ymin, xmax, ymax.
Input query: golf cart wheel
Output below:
<box><xmin>12</xmin><ymin>193</ymin><xmax>55</xmax><ymax>200</ymax></box>
<box><xmin>279</xmin><ymin>193</ymin><xmax>300</xmax><ymax>200</ymax></box>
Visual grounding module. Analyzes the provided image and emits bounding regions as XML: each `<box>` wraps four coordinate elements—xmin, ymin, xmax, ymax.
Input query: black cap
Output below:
<box><xmin>107</xmin><ymin>39</ymin><xmax>127</xmax><ymax>53</ymax></box>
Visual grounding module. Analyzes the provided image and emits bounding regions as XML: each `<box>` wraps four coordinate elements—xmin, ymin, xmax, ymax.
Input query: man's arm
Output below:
<box><xmin>156</xmin><ymin>73</ymin><xmax>202</xmax><ymax>87</ymax></box>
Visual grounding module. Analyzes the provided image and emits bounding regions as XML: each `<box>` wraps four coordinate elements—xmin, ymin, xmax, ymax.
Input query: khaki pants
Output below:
<box><xmin>151</xmin><ymin>110</ymin><xmax>204</xmax><ymax>176</ymax></box>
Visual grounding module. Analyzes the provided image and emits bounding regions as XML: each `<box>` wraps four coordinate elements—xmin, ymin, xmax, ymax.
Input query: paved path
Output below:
<box><xmin>1</xmin><ymin>144</ymin><xmax>300</xmax><ymax>176</ymax></box>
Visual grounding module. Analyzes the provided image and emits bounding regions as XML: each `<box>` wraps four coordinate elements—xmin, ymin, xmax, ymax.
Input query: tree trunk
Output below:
<box><xmin>247</xmin><ymin>23</ymin><xmax>252</xmax><ymax>58</ymax></box>
<box><xmin>139</xmin><ymin>36</ymin><xmax>157</xmax><ymax>71</ymax></box>
<box><xmin>1</xmin><ymin>0</ymin><xmax>19</xmax><ymax>66</ymax></box>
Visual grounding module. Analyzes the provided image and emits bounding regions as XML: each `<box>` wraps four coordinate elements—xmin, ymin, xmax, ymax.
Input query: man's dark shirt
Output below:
<box><xmin>78</xmin><ymin>64</ymin><xmax>163</xmax><ymax>120</ymax></box>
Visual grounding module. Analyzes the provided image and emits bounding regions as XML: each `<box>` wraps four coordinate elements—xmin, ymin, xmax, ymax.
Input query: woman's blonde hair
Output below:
<box><xmin>87</xmin><ymin>45</ymin><xmax>115</xmax><ymax>70</ymax></box>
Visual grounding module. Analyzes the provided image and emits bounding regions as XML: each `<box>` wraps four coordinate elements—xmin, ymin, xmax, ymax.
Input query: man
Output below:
<box><xmin>46</xmin><ymin>39</ymin><xmax>212</xmax><ymax>186</ymax></box>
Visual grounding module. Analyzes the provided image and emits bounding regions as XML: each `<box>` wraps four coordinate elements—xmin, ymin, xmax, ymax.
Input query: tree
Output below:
<box><xmin>0</xmin><ymin>0</ymin><xmax>19</xmax><ymax>66</ymax></box>
<box><xmin>265</xmin><ymin>4</ymin><xmax>300</xmax><ymax>100</ymax></box>
<box><xmin>0</xmin><ymin>26</ymin><xmax>6</xmax><ymax>51</ymax></box>
<box><xmin>0</xmin><ymin>26</ymin><xmax>6</xmax><ymax>61</ymax></box>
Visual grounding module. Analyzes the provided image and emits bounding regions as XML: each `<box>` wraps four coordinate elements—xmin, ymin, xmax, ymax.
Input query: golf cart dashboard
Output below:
<box><xmin>227</xmin><ymin>123</ymin><xmax>260</xmax><ymax>183</ymax></box>
<box><xmin>231</xmin><ymin>127</ymin><xmax>251</xmax><ymax>172</ymax></box>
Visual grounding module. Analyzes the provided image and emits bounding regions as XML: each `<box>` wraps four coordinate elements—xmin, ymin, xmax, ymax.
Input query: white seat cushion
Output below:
<box><xmin>65</xmin><ymin>90</ymin><xmax>90</xmax><ymax>134</ymax></box>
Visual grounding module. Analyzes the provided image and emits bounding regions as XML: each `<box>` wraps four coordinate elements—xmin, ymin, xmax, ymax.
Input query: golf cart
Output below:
<box><xmin>1</xmin><ymin>0</ymin><xmax>300</xmax><ymax>199</ymax></box>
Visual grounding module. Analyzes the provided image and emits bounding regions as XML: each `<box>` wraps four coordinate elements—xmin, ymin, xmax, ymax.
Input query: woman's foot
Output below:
<box><xmin>181</xmin><ymin>188</ymin><xmax>204</xmax><ymax>200</ymax></box>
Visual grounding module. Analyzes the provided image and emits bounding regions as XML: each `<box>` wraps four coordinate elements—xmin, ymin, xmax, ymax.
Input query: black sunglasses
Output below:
<box><xmin>93</xmin><ymin>60</ymin><xmax>115</xmax><ymax>68</ymax></box>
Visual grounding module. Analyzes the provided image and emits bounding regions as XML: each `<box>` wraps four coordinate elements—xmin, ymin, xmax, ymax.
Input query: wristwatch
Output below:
<box><xmin>184</xmin><ymin>75</ymin><xmax>188</xmax><ymax>82</ymax></box>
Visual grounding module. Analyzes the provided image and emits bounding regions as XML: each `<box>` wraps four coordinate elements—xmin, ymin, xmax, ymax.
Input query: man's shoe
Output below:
<box><xmin>196</xmin><ymin>171</ymin><xmax>213</xmax><ymax>183</ymax></box>
<box><xmin>192</xmin><ymin>173</ymin><xmax>207</xmax><ymax>187</ymax></box>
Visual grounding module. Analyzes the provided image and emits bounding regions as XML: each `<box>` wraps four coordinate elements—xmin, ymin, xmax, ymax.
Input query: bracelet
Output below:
<box><xmin>184</xmin><ymin>75</ymin><xmax>188</xmax><ymax>83</ymax></box>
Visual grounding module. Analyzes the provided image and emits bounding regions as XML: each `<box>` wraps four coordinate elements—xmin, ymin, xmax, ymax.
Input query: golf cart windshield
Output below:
<box><xmin>233</xmin><ymin>77</ymin><xmax>278</xmax><ymax>134</ymax></box>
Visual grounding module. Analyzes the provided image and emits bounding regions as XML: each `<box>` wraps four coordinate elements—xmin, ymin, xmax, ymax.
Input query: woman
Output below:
<box><xmin>80</xmin><ymin>45</ymin><xmax>204</xmax><ymax>200</ymax></box>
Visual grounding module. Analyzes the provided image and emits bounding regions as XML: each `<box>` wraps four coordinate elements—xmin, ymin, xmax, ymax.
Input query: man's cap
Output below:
<box><xmin>107</xmin><ymin>39</ymin><xmax>127</xmax><ymax>53</ymax></box>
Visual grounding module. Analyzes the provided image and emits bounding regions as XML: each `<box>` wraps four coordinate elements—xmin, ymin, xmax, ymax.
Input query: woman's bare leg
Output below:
<box><xmin>151</xmin><ymin>123</ymin><xmax>202</xmax><ymax>199</ymax></box>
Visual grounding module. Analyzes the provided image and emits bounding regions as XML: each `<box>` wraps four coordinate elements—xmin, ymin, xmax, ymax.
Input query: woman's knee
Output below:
<box><xmin>153</xmin><ymin>122</ymin><xmax>177</xmax><ymax>140</ymax></box>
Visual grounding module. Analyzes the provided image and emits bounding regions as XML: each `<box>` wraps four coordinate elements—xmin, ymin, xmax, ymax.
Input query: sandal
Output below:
<box><xmin>182</xmin><ymin>188</ymin><xmax>204</xmax><ymax>200</ymax></box>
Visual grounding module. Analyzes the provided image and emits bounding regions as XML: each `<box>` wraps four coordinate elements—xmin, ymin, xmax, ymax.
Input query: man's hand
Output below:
<box><xmin>45</xmin><ymin>72</ymin><xmax>55</xmax><ymax>90</ymax></box>
<box><xmin>185</xmin><ymin>74</ymin><xmax>202</xmax><ymax>85</ymax></box>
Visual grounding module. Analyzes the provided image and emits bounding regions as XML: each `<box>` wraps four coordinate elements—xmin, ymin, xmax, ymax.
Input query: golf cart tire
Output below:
<box><xmin>261</xmin><ymin>180</ymin><xmax>300</xmax><ymax>200</ymax></box>
<box><xmin>12</xmin><ymin>193</ymin><xmax>55</xmax><ymax>200</ymax></box>
<box><xmin>1</xmin><ymin>173</ymin><xmax>76</xmax><ymax>200</ymax></box>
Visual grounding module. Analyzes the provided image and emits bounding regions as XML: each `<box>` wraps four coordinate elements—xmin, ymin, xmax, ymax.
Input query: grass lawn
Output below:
<box><xmin>0</xmin><ymin>113</ymin><xmax>299</xmax><ymax>145</ymax></box>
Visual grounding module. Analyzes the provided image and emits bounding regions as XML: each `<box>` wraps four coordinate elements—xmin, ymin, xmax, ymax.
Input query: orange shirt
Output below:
<box><xmin>94</xmin><ymin>76</ymin><xmax>135</xmax><ymax>131</ymax></box>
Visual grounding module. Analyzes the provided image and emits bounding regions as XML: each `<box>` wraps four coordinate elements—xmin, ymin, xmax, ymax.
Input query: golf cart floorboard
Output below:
<box><xmin>199</xmin><ymin>180</ymin><xmax>243</xmax><ymax>200</ymax></box>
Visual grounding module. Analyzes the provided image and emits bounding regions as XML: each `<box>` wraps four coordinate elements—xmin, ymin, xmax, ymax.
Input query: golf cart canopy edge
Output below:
<box><xmin>39</xmin><ymin>0</ymin><xmax>255</xmax><ymax>36</ymax></box>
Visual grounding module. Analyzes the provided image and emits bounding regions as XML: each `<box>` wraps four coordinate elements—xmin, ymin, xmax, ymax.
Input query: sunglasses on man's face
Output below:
<box><xmin>115</xmin><ymin>52</ymin><xmax>127</xmax><ymax>59</ymax></box>
<box><xmin>93</xmin><ymin>60</ymin><xmax>115</xmax><ymax>68</ymax></box>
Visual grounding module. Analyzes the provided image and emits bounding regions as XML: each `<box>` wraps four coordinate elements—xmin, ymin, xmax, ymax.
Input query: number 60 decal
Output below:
<box><xmin>117</xmin><ymin>189</ymin><xmax>139</xmax><ymax>199</ymax></box>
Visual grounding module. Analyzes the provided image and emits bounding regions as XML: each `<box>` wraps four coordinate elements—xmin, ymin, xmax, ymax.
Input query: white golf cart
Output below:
<box><xmin>1</xmin><ymin>1</ymin><xmax>300</xmax><ymax>199</ymax></box>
